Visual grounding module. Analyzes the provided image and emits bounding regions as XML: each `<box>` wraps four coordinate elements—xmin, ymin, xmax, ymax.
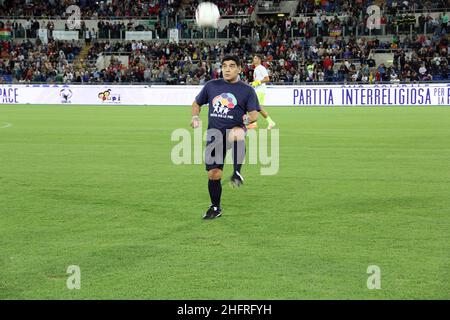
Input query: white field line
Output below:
<box><xmin>0</xmin><ymin>122</ymin><xmax>12</xmax><ymax>129</ymax></box>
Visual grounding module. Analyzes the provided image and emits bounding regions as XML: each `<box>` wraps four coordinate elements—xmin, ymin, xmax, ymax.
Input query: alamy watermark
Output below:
<box><xmin>366</xmin><ymin>5</ymin><xmax>381</xmax><ymax>30</ymax></box>
<box><xmin>171</xmin><ymin>128</ymin><xmax>280</xmax><ymax>175</ymax></box>
<box><xmin>66</xmin><ymin>5</ymin><xmax>81</xmax><ymax>30</ymax></box>
<box><xmin>66</xmin><ymin>265</ymin><xmax>81</xmax><ymax>290</ymax></box>
<box><xmin>367</xmin><ymin>265</ymin><xmax>381</xmax><ymax>290</ymax></box>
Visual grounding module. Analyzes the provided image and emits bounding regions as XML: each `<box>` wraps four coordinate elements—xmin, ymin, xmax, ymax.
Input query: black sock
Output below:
<box><xmin>208</xmin><ymin>179</ymin><xmax>222</xmax><ymax>208</ymax></box>
<box><xmin>233</xmin><ymin>140</ymin><xmax>246</xmax><ymax>175</ymax></box>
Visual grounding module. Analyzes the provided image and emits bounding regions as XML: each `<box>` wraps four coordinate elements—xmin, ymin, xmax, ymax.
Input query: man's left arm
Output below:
<box><xmin>244</xmin><ymin>88</ymin><xmax>261</xmax><ymax>124</ymax></box>
<box><xmin>260</xmin><ymin>75</ymin><xmax>270</xmax><ymax>84</ymax></box>
<box><xmin>247</xmin><ymin>110</ymin><xmax>259</xmax><ymax>123</ymax></box>
<box><xmin>253</xmin><ymin>76</ymin><xmax>270</xmax><ymax>87</ymax></box>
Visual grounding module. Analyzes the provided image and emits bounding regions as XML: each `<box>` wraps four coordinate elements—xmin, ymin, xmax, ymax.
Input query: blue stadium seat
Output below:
<box><xmin>3</xmin><ymin>74</ymin><xmax>12</xmax><ymax>83</ymax></box>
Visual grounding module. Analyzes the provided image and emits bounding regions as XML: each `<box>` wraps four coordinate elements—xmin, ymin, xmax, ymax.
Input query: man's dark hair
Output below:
<box><xmin>222</xmin><ymin>55</ymin><xmax>241</xmax><ymax>67</ymax></box>
<box><xmin>254</xmin><ymin>54</ymin><xmax>264</xmax><ymax>61</ymax></box>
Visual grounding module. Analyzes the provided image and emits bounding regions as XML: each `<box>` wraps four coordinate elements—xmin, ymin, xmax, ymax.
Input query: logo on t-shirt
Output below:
<box><xmin>211</xmin><ymin>93</ymin><xmax>237</xmax><ymax>118</ymax></box>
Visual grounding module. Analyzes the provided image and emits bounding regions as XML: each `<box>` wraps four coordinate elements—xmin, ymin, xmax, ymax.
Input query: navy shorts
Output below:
<box><xmin>205</xmin><ymin>129</ymin><xmax>230</xmax><ymax>172</ymax></box>
<box><xmin>204</xmin><ymin>127</ymin><xmax>247</xmax><ymax>172</ymax></box>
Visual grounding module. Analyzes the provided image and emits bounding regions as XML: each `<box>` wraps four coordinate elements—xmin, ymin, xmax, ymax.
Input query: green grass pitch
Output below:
<box><xmin>0</xmin><ymin>105</ymin><xmax>449</xmax><ymax>299</ymax></box>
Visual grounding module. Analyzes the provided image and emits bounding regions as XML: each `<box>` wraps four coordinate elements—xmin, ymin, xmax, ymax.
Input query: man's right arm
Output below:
<box><xmin>192</xmin><ymin>82</ymin><xmax>209</xmax><ymax>128</ymax></box>
<box><xmin>191</xmin><ymin>100</ymin><xmax>201</xmax><ymax>128</ymax></box>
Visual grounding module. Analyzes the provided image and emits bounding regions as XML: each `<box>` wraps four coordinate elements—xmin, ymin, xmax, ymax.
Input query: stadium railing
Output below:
<box><xmin>3</xmin><ymin>24</ymin><xmax>443</xmax><ymax>42</ymax></box>
<box><xmin>3</xmin><ymin>7</ymin><xmax>450</xmax><ymax>41</ymax></box>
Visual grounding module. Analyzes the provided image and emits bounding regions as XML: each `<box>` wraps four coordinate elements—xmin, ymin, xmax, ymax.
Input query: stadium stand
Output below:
<box><xmin>0</xmin><ymin>0</ymin><xmax>449</xmax><ymax>84</ymax></box>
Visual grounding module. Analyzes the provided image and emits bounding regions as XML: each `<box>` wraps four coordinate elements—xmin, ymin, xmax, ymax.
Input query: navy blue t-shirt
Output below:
<box><xmin>195</xmin><ymin>79</ymin><xmax>260</xmax><ymax>131</ymax></box>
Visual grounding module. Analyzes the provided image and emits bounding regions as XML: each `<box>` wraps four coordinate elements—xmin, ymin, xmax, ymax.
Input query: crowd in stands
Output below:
<box><xmin>2</xmin><ymin>28</ymin><xmax>448</xmax><ymax>84</ymax></box>
<box><xmin>2</xmin><ymin>2</ymin><xmax>449</xmax><ymax>41</ymax></box>
<box><xmin>294</xmin><ymin>2</ymin><xmax>450</xmax><ymax>37</ymax></box>
<box><xmin>296</xmin><ymin>0</ymin><xmax>449</xmax><ymax>15</ymax></box>
<box><xmin>0</xmin><ymin>39</ymin><xmax>82</xmax><ymax>83</ymax></box>
<box><xmin>179</xmin><ymin>0</ymin><xmax>256</xmax><ymax>19</ymax></box>
<box><xmin>0</xmin><ymin>0</ymin><xmax>179</xmax><ymax>19</ymax></box>
<box><xmin>0</xmin><ymin>0</ymin><xmax>253</xmax><ymax>19</ymax></box>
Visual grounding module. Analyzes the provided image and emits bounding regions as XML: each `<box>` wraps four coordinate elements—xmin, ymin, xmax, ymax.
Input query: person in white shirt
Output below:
<box><xmin>85</xmin><ymin>29</ymin><xmax>91</xmax><ymax>44</ymax></box>
<box><xmin>250</xmin><ymin>54</ymin><xmax>276</xmax><ymax>129</ymax></box>
<box><xmin>91</xmin><ymin>28</ymin><xmax>97</xmax><ymax>42</ymax></box>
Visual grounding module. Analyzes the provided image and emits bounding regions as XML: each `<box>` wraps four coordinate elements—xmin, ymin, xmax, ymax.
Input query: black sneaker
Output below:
<box><xmin>229</xmin><ymin>171</ymin><xmax>244</xmax><ymax>188</ymax></box>
<box><xmin>203</xmin><ymin>206</ymin><xmax>222</xmax><ymax>219</ymax></box>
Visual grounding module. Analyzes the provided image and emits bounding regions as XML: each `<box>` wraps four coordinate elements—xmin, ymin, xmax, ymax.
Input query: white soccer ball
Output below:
<box><xmin>195</xmin><ymin>2</ymin><xmax>221</xmax><ymax>28</ymax></box>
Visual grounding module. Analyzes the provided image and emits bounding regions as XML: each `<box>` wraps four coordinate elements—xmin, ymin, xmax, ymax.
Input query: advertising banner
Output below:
<box><xmin>1</xmin><ymin>84</ymin><xmax>449</xmax><ymax>106</ymax></box>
